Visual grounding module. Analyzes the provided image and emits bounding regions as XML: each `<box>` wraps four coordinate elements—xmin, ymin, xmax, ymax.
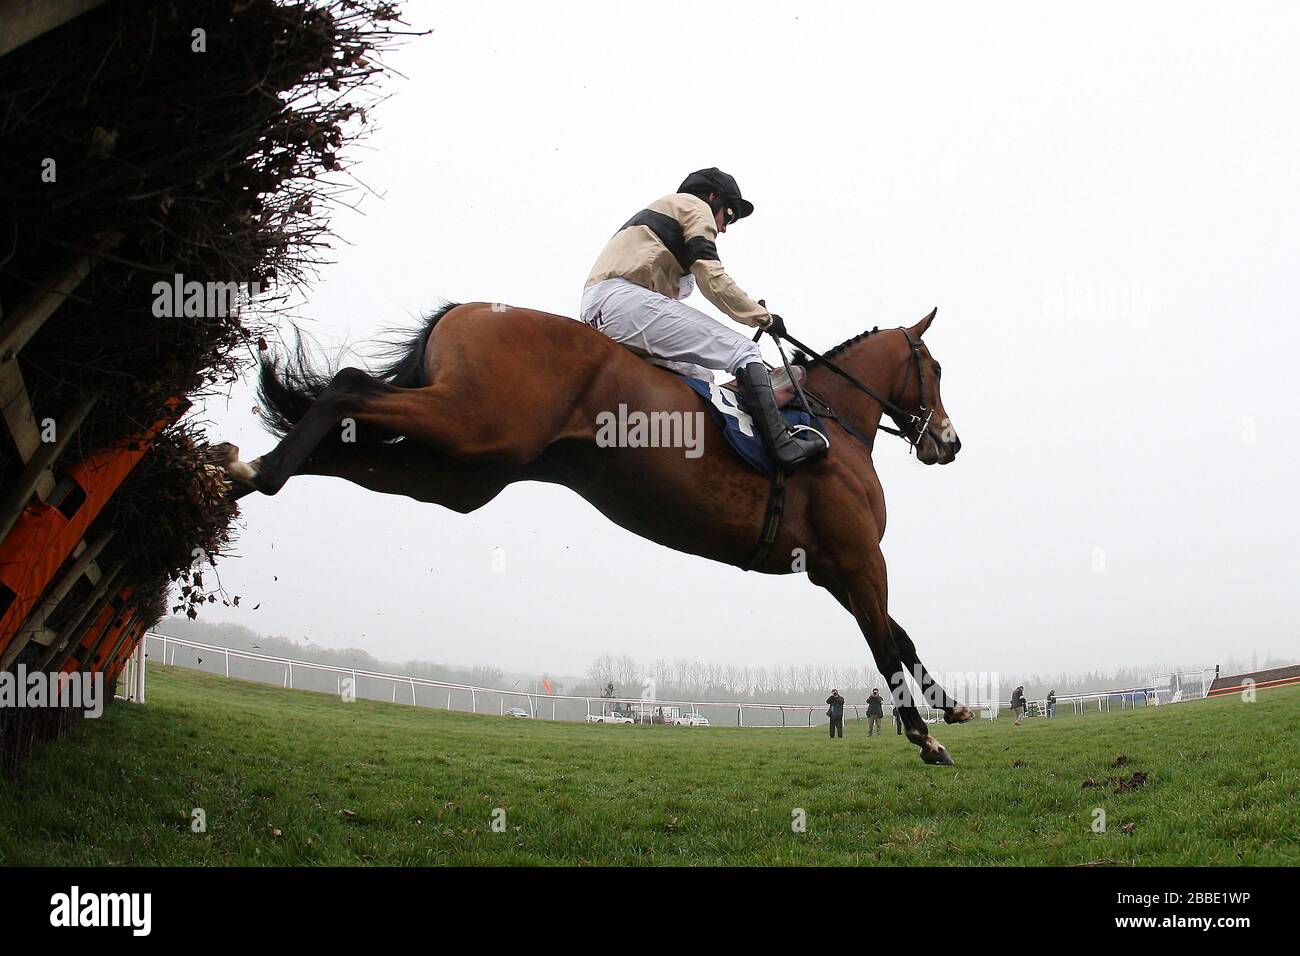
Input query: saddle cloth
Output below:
<box><xmin>681</xmin><ymin>374</ymin><xmax>826</xmax><ymax>478</ymax></box>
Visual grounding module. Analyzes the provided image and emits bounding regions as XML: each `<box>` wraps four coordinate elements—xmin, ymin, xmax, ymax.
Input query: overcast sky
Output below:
<box><xmin>186</xmin><ymin>1</ymin><xmax>1299</xmax><ymax>680</ymax></box>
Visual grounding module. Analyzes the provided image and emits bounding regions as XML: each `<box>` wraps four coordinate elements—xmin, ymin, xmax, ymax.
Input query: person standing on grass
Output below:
<box><xmin>1047</xmin><ymin>689</ymin><xmax>1057</xmax><ymax>718</ymax></box>
<box><xmin>826</xmin><ymin>689</ymin><xmax>845</xmax><ymax>738</ymax></box>
<box><xmin>1011</xmin><ymin>685</ymin><xmax>1027</xmax><ymax>725</ymax></box>
<box><xmin>865</xmin><ymin>688</ymin><xmax>885</xmax><ymax>736</ymax></box>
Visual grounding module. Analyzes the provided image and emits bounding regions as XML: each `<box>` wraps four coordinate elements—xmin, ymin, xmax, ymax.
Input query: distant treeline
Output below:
<box><xmin>576</xmin><ymin>653</ymin><xmax>1299</xmax><ymax>705</ymax></box>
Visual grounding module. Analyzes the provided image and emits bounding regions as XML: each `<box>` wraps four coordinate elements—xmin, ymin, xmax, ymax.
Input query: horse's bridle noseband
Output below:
<box><xmin>891</xmin><ymin>328</ymin><xmax>936</xmax><ymax>454</ymax></box>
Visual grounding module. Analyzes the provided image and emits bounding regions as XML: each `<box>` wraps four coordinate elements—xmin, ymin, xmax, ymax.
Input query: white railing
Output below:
<box><xmin>1014</xmin><ymin>670</ymin><xmax>1215</xmax><ymax>719</ymax></box>
<box><xmin>1151</xmin><ymin>667</ymin><xmax>1217</xmax><ymax>705</ymax></box>
<box><xmin>1023</xmin><ymin>686</ymin><xmax>1155</xmax><ymax>717</ymax></box>
<box><xmin>143</xmin><ymin>632</ymin><xmax>954</xmax><ymax>727</ymax></box>
<box><xmin>142</xmin><ymin>632</ymin><xmax>1213</xmax><ymax>727</ymax></box>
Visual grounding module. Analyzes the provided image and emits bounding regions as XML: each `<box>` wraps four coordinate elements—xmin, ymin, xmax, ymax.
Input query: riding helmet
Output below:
<box><xmin>678</xmin><ymin>167</ymin><xmax>755</xmax><ymax>222</ymax></box>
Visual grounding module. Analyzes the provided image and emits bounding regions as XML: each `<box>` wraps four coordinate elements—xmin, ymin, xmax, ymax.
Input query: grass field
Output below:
<box><xmin>1</xmin><ymin>665</ymin><xmax>1296</xmax><ymax>866</ymax></box>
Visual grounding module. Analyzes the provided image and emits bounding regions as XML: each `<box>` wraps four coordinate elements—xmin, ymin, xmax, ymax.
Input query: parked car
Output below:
<box><xmin>586</xmin><ymin>712</ymin><xmax>635</xmax><ymax>724</ymax></box>
<box><xmin>674</xmin><ymin>713</ymin><xmax>709</xmax><ymax>727</ymax></box>
<box><xmin>505</xmin><ymin>707</ymin><xmax>531</xmax><ymax>718</ymax></box>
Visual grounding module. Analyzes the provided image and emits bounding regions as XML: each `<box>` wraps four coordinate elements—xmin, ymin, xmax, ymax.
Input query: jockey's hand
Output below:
<box><xmin>766</xmin><ymin>312</ymin><xmax>788</xmax><ymax>339</ymax></box>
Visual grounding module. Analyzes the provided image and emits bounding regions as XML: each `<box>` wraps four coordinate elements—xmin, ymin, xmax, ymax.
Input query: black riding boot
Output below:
<box><xmin>735</xmin><ymin>362</ymin><xmax>829</xmax><ymax>471</ymax></box>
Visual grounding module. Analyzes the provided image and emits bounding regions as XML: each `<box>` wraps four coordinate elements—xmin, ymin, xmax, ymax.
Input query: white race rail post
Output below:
<box><xmin>134</xmin><ymin>640</ymin><xmax>145</xmax><ymax>703</ymax></box>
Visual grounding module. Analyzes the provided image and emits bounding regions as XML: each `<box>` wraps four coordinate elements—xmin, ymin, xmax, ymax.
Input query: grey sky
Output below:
<box><xmin>190</xmin><ymin>1</ymin><xmax>1299</xmax><ymax>678</ymax></box>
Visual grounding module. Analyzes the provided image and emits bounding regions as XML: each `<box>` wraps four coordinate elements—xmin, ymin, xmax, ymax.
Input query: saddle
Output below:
<box><xmin>721</xmin><ymin>363</ymin><xmax>806</xmax><ymax>408</ymax></box>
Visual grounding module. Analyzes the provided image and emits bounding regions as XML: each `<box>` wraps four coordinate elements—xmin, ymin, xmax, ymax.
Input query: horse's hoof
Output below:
<box><xmin>209</xmin><ymin>442</ymin><xmax>261</xmax><ymax>497</ymax></box>
<box><xmin>945</xmin><ymin>705</ymin><xmax>976</xmax><ymax>725</ymax></box>
<box><xmin>919</xmin><ymin>737</ymin><xmax>954</xmax><ymax>766</ymax></box>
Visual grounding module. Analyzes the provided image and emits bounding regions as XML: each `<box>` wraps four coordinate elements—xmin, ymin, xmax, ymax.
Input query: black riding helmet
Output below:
<box><xmin>678</xmin><ymin>167</ymin><xmax>754</xmax><ymax>225</ymax></box>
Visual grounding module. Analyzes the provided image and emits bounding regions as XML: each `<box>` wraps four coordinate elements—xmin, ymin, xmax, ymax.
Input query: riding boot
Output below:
<box><xmin>734</xmin><ymin>362</ymin><xmax>829</xmax><ymax>470</ymax></box>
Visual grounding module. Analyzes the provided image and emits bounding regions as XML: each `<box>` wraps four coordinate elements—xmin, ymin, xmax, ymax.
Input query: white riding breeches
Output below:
<box><xmin>580</xmin><ymin>278</ymin><xmax>763</xmax><ymax>383</ymax></box>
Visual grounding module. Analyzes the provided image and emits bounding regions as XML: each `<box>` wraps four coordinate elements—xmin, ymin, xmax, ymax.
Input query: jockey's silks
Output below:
<box><xmin>585</xmin><ymin>192</ymin><xmax>769</xmax><ymax>329</ymax></box>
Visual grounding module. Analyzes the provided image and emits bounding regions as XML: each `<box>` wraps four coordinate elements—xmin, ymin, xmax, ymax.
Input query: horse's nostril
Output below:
<box><xmin>953</xmin><ymin>437</ymin><xmax>962</xmax><ymax>453</ymax></box>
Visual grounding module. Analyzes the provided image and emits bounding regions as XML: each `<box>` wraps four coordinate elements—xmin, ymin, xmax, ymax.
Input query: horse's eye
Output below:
<box><xmin>933</xmin><ymin>364</ymin><xmax>942</xmax><ymax>379</ymax></box>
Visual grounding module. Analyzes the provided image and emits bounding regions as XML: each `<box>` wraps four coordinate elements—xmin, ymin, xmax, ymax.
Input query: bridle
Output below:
<box><xmin>772</xmin><ymin>326</ymin><xmax>937</xmax><ymax>455</ymax></box>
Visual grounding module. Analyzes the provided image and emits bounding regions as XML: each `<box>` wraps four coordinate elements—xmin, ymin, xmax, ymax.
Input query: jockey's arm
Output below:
<box><xmin>690</xmin><ymin>260</ymin><xmax>770</xmax><ymax>328</ymax></box>
<box><xmin>678</xmin><ymin>197</ymin><xmax>772</xmax><ymax>329</ymax></box>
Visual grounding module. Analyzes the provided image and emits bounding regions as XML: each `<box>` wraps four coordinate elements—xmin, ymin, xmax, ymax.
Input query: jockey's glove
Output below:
<box><xmin>766</xmin><ymin>312</ymin><xmax>788</xmax><ymax>339</ymax></box>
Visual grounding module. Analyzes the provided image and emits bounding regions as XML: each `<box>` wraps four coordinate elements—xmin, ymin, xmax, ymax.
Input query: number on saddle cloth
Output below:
<box><xmin>707</xmin><ymin>381</ymin><xmax>756</xmax><ymax>437</ymax></box>
<box><xmin>680</xmin><ymin>376</ymin><xmax>825</xmax><ymax>479</ymax></box>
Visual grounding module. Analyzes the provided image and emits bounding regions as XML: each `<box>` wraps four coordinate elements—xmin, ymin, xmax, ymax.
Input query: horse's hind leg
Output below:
<box><xmin>889</xmin><ymin>616</ymin><xmax>976</xmax><ymax>724</ymax></box>
<box><xmin>303</xmin><ymin>440</ymin><xmax>514</xmax><ymax>514</ymax></box>
<box><xmin>224</xmin><ymin>362</ymin><xmax>571</xmax><ymax>499</ymax></box>
<box><xmin>346</xmin><ymin>381</ymin><xmax>566</xmax><ymax>466</ymax></box>
<box><xmin>229</xmin><ymin>367</ymin><xmax>399</xmax><ymax>496</ymax></box>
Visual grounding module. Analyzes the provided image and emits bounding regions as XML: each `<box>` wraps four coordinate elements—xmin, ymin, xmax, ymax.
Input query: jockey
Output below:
<box><xmin>581</xmin><ymin>168</ymin><xmax>829</xmax><ymax>470</ymax></box>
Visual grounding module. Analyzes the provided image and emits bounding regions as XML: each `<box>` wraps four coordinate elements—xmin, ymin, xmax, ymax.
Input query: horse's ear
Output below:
<box><xmin>910</xmin><ymin>307</ymin><xmax>937</xmax><ymax>337</ymax></box>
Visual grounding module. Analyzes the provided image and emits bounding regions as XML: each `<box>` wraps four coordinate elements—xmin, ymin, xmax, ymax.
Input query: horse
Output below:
<box><xmin>215</xmin><ymin>301</ymin><xmax>973</xmax><ymax>763</ymax></box>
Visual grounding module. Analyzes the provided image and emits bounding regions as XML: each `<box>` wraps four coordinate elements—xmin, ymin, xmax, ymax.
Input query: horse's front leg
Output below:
<box><xmin>889</xmin><ymin>616</ymin><xmax>976</xmax><ymax>725</ymax></box>
<box><xmin>812</xmin><ymin>558</ymin><xmax>954</xmax><ymax>766</ymax></box>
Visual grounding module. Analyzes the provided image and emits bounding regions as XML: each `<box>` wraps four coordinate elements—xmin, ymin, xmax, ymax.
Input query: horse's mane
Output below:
<box><xmin>792</xmin><ymin>326</ymin><xmax>882</xmax><ymax>367</ymax></box>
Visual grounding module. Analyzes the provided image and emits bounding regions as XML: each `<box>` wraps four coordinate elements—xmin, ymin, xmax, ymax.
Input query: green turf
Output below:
<box><xmin>1</xmin><ymin>665</ymin><xmax>1296</xmax><ymax>866</ymax></box>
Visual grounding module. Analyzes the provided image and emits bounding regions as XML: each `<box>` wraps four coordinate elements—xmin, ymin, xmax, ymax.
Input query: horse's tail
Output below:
<box><xmin>257</xmin><ymin>301</ymin><xmax>461</xmax><ymax>443</ymax></box>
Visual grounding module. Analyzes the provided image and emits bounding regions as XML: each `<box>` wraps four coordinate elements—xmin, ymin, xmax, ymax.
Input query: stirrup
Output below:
<box><xmin>774</xmin><ymin>426</ymin><xmax>829</xmax><ymax>469</ymax></box>
<box><xmin>789</xmin><ymin>423</ymin><xmax>830</xmax><ymax>452</ymax></box>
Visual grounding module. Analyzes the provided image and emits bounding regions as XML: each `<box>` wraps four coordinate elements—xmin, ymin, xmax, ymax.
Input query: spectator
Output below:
<box><xmin>826</xmin><ymin>689</ymin><xmax>845</xmax><ymax>738</ymax></box>
<box><xmin>1047</xmin><ymin>689</ymin><xmax>1057</xmax><ymax>719</ymax></box>
<box><xmin>1011</xmin><ymin>685</ymin><xmax>1027</xmax><ymax>725</ymax></box>
<box><xmin>865</xmin><ymin>688</ymin><xmax>885</xmax><ymax>736</ymax></box>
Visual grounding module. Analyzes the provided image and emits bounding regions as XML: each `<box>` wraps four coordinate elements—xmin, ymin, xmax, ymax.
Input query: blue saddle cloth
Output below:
<box><xmin>682</xmin><ymin>377</ymin><xmax>825</xmax><ymax>478</ymax></box>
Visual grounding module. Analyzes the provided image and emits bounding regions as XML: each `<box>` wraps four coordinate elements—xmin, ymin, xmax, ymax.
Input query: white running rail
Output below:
<box><xmin>143</xmin><ymin>632</ymin><xmax>952</xmax><ymax>727</ymax></box>
<box><xmin>143</xmin><ymin>632</ymin><xmax>1213</xmax><ymax>726</ymax></box>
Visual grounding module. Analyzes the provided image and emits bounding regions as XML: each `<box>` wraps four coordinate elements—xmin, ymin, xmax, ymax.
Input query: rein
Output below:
<box><xmin>767</xmin><ymin>326</ymin><xmax>934</xmax><ymax>454</ymax></box>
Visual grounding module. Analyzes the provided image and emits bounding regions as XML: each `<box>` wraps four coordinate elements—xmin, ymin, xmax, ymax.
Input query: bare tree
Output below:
<box><xmin>614</xmin><ymin>654</ymin><xmax>639</xmax><ymax>696</ymax></box>
<box><xmin>587</xmin><ymin>654</ymin><xmax>615</xmax><ymax>689</ymax></box>
<box><xmin>469</xmin><ymin>665</ymin><xmax>505</xmax><ymax>688</ymax></box>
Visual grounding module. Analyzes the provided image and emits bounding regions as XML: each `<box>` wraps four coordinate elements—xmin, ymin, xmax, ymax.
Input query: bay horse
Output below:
<box><xmin>216</xmin><ymin>302</ymin><xmax>973</xmax><ymax>763</ymax></box>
